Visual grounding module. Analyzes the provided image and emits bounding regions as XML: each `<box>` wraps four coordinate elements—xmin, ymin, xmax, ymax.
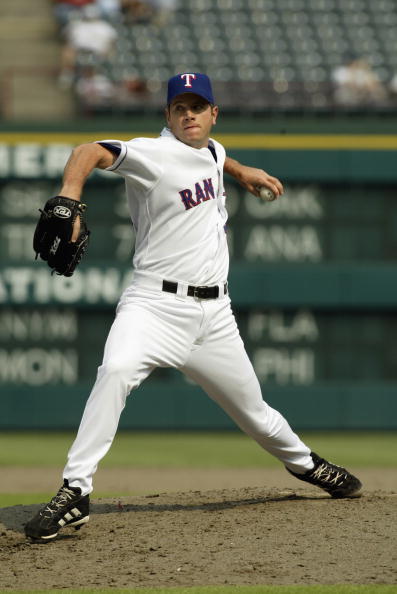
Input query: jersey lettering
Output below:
<box><xmin>179</xmin><ymin>178</ymin><xmax>215</xmax><ymax>210</ymax></box>
<box><xmin>203</xmin><ymin>178</ymin><xmax>215</xmax><ymax>200</ymax></box>
<box><xmin>179</xmin><ymin>189</ymin><xmax>197</xmax><ymax>210</ymax></box>
<box><xmin>195</xmin><ymin>182</ymin><xmax>205</xmax><ymax>204</ymax></box>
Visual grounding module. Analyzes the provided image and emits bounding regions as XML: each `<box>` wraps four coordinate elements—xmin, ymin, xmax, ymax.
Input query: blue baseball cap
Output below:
<box><xmin>167</xmin><ymin>73</ymin><xmax>215</xmax><ymax>105</ymax></box>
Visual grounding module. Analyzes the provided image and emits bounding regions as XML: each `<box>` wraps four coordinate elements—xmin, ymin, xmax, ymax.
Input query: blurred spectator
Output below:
<box><xmin>96</xmin><ymin>0</ymin><xmax>122</xmax><ymax>21</ymax></box>
<box><xmin>52</xmin><ymin>0</ymin><xmax>96</xmax><ymax>28</ymax></box>
<box><xmin>76</xmin><ymin>67</ymin><xmax>149</xmax><ymax>113</ymax></box>
<box><xmin>120</xmin><ymin>0</ymin><xmax>155</xmax><ymax>24</ymax></box>
<box><xmin>389</xmin><ymin>73</ymin><xmax>397</xmax><ymax>102</ymax></box>
<box><xmin>149</xmin><ymin>0</ymin><xmax>177</xmax><ymax>26</ymax></box>
<box><xmin>119</xmin><ymin>75</ymin><xmax>149</xmax><ymax>105</ymax></box>
<box><xmin>332</xmin><ymin>57</ymin><xmax>388</xmax><ymax>108</ymax></box>
<box><xmin>75</xmin><ymin>66</ymin><xmax>115</xmax><ymax>109</ymax></box>
<box><xmin>58</xmin><ymin>5</ymin><xmax>117</xmax><ymax>88</ymax></box>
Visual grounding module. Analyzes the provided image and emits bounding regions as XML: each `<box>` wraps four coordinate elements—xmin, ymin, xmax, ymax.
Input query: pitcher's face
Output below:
<box><xmin>166</xmin><ymin>93</ymin><xmax>218</xmax><ymax>149</ymax></box>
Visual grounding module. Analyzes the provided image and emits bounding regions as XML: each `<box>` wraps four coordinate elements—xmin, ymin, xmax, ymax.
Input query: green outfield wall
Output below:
<box><xmin>1</xmin><ymin>129</ymin><xmax>396</xmax><ymax>430</ymax></box>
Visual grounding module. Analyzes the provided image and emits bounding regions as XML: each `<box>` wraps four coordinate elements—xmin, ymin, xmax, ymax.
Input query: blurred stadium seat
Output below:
<box><xmin>56</xmin><ymin>0</ymin><xmax>397</xmax><ymax>115</ymax></box>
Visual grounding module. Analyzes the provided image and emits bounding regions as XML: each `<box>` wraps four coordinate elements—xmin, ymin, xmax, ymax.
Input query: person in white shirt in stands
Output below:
<box><xmin>59</xmin><ymin>5</ymin><xmax>117</xmax><ymax>88</ymax></box>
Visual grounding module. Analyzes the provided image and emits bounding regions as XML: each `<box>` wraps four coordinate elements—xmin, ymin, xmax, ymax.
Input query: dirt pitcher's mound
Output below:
<box><xmin>0</xmin><ymin>487</ymin><xmax>396</xmax><ymax>590</ymax></box>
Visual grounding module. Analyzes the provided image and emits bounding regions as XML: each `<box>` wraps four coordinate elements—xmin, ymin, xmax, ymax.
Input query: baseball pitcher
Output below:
<box><xmin>25</xmin><ymin>73</ymin><xmax>362</xmax><ymax>541</ymax></box>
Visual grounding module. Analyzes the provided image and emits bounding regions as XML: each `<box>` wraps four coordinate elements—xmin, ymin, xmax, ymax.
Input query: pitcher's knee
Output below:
<box><xmin>236</xmin><ymin>402</ymin><xmax>283</xmax><ymax>437</ymax></box>
<box><xmin>98</xmin><ymin>358</ymin><xmax>141</xmax><ymax>387</ymax></box>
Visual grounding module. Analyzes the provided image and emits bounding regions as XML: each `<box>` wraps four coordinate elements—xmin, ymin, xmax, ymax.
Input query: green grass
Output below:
<box><xmin>0</xmin><ymin>493</ymin><xmax>56</xmax><ymax>507</ymax></box>
<box><xmin>6</xmin><ymin>585</ymin><xmax>397</xmax><ymax>594</ymax></box>
<box><xmin>0</xmin><ymin>431</ymin><xmax>396</xmax><ymax>468</ymax></box>
<box><xmin>0</xmin><ymin>492</ymin><xmax>132</xmax><ymax>507</ymax></box>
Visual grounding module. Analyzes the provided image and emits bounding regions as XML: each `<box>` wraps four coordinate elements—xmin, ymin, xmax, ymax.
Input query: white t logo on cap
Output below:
<box><xmin>181</xmin><ymin>73</ymin><xmax>196</xmax><ymax>87</ymax></box>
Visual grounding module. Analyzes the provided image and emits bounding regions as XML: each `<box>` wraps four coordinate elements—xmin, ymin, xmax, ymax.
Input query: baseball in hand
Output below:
<box><xmin>257</xmin><ymin>186</ymin><xmax>276</xmax><ymax>202</ymax></box>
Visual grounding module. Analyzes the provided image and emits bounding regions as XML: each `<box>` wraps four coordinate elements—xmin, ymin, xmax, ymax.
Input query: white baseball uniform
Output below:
<box><xmin>64</xmin><ymin>128</ymin><xmax>312</xmax><ymax>495</ymax></box>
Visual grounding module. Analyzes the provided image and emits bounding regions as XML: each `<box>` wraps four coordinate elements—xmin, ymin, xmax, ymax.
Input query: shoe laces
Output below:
<box><xmin>42</xmin><ymin>486</ymin><xmax>78</xmax><ymax>517</ymax></box>
<box><xmin>309</xmin><ymin>462</ymin><xmax>348</xmax><ymax>487</ymax></box>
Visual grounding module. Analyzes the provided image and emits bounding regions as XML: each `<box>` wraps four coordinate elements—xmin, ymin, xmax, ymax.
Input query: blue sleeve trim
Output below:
<box><xmin>98</xmin><ymin>142</ymin><xmax>122</xmax><ymax>157</ymax></box>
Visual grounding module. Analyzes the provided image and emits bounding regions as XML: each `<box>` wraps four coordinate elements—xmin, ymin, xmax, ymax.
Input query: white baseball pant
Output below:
<box><xmin>64</xmin><ymin>274</ymin><xmax>313</xmax><ymax>495</ymax></box>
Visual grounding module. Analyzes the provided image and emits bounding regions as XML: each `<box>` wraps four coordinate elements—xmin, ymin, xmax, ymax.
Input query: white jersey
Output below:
<box><xmin>97</xmin><ymin>128</ymin><xmax>229</xmax><ymax>285</ymax></box>
<box><xmin>62</xmin><ymin>127</ymin><xmax>314</xmax><ymax>502</ymax></box>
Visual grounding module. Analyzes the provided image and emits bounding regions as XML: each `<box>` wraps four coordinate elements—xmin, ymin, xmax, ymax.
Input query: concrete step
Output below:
<box><xmin>0</xmin><ymin>0</ymin><xmax>54</xmax><ymax>17</ymax></box>
<box><xmin>0</xmin><ymin>16</ymin><xmax>56</xmax><ymax>40</ymax></box>
<box><xmin>0</xmin><ymin>0</ymin><xmax>75</xmax><ymax>120</ymax></box>
<box><xmin>8</xmin><ymin>74</ymin><xmax>75</xmax><ymax>120</ymax></box>
<box><xmin>0</xmin><ymin>43</ymin><xmax>61</xmax><ymax>68</ymax></box>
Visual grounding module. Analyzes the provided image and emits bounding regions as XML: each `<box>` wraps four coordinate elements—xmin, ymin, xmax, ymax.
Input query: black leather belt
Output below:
<box><xmin>162</xmin><ymin>280</ymin><xmax>228</xmax><ymax>299</ymax></box>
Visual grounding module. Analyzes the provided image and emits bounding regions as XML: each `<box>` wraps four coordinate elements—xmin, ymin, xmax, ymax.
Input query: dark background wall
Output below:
<box><xmin>1</xmin><ymin>120</ymin><xmax>396</xmax><ymax>429</ymax></box>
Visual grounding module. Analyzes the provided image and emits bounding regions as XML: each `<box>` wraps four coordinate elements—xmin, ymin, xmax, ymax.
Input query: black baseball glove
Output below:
<box><xmin>33</xmin><ymin>196</ymin><xmax>90</xmax><ymax>277</ymax></box>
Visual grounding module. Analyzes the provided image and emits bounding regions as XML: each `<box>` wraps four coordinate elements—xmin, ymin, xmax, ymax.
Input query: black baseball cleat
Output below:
<box><xmin>287</xmin><ymin>452</ymin><xmax>362</xmax><ymax>498</ymax></box>
<box><xmin>24</xmin><ymin>479</ymin><xmax>89</xmax><ymax>541</ymax></box>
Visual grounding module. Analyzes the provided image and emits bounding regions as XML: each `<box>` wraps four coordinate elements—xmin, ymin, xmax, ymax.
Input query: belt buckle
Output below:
<box><xmin>193</xmin><ymin>285</ymin><xmax>211</xmax><ymax>299</ymax></box>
